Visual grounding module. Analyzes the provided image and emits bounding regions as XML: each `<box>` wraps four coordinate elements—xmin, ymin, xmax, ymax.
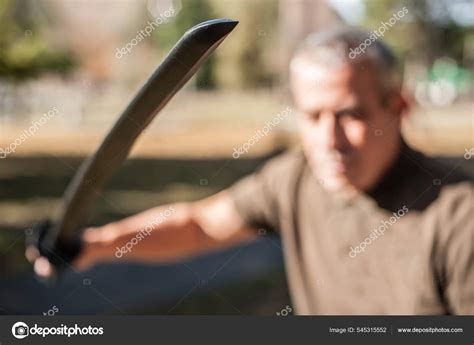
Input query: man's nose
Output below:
<box><xmin>319</xmin><ymin>113</ymin><xmax>345</xmax><ymax>150</ymax></box>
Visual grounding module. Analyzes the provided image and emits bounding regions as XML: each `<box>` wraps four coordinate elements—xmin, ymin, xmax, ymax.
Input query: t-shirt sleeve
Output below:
<box><xmin>229</xmin><ymin>161</ymin><xmax>280</xmax><ymax>233</ymax></box>
<box><xmin>228</xmin><ymin>151</ymin><xmax>302</xmax><ymax>233</ymax></box>
<box><xmin>438</xmin><ymin>183</ymin><xmax>474</xmax><ymax>314</ymax></box>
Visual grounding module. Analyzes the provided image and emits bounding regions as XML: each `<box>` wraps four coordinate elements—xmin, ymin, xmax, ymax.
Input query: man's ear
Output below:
<box><xmin>399</xmin><ymin>90</ymin><xmax>411</xmax><ymax>118</ymax></box>
<box><xmin>385</xmin><ymin>91</ymin><xmax>409</xmax><ymax>118</ymax></box>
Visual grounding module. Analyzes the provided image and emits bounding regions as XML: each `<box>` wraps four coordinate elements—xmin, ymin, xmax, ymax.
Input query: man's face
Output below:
<box><xmin>291</xmin><ymin>59</ymin><xmax>403</xmax><ymax>192</ymax></box>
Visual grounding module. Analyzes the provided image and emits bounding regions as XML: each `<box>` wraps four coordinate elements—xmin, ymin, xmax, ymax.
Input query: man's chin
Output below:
<box><xmin>321</xmin><ymin>177</ymin><xmax>349</xmax><ymax>191</ymax></box>
<box><xmin>308</xmin><ymin>158</ymin><xmax>360</xmax><ymax>191</ymax></box>
<box><xmin>315</xmin><ymin>172</ymin><xmax>360</xmax><ymax>193</ymax></box>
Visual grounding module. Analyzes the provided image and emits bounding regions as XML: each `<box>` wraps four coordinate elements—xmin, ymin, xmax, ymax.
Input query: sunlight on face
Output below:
<box><xmin>290</xmin><ymin>59</ymin><xmax>403</xmax><ymax>192</ymax></box>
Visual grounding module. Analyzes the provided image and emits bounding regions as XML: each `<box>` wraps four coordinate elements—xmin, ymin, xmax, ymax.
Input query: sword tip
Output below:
<box><xmin>187</xmin><ymin>18</ymin><xmax>239</xmax><ymax>39</ymax></box>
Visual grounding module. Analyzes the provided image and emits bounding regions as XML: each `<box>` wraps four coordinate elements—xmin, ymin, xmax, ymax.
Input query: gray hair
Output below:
<box><xmin>290</xmin><ymin>27</ymin><xmax>400</xmax><ymax>97</ymax></box>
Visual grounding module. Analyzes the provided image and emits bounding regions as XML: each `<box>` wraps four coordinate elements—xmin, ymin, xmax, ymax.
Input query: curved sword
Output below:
<box><xmin>31</xmin><ymin>19</ymin><xmax>238</xmax><ymax>266</ymax></box>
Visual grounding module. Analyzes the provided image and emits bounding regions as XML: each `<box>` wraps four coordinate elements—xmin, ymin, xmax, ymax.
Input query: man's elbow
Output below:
<box><xmin>188</xmin><ymin>193</ymin><xmax>257</xmax><ymax>243</ymax></box>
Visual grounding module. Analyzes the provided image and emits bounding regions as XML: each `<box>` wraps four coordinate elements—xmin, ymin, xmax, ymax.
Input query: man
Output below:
<box><xmin>28</xmin><ymin>27</ymin><xmax>473</xmax><ymax>314</ymax></box>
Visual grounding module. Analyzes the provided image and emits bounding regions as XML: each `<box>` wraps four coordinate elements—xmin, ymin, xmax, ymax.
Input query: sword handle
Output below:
<box><xmin>26</xmin><ymin>220</ymin><xmax>83</xmax><ymax>273</ymax></box>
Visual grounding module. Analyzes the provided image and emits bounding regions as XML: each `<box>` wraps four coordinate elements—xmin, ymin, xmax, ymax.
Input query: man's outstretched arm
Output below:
<box><xmin>27</xmin><ymin>191</ymin><xmax>258</xmax><ymax>277</ymax></box>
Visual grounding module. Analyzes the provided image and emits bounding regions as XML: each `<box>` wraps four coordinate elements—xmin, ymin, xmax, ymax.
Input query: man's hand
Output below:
<box><xmin>26</xmin><ymin>191</ymin><xmax>257</xmax><ymax>278</ymax></box>
<box><xmin>25</xmin><ymin>225</ymin><xmax>117</xmax><ymax>278</ymax></box>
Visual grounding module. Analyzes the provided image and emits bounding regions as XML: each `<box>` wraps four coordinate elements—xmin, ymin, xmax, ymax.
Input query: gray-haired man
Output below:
<box><xmin>28</xmin><ymin>27</ymin><xmax>473</xmax><ymax>315</ymax></box>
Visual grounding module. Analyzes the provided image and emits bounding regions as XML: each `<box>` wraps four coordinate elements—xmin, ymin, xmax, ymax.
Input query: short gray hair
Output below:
<box><xmin>290</xmin><ymin>27</ymin><xmax>400</xmax><ymax>97</ymax></box>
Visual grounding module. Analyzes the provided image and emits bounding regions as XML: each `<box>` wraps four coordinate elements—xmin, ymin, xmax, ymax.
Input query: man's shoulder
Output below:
<box><xmin>402</xmin><ymin>144</ymin><xmax>473</xmax><ymax>190</ymax></box>
<box><xmin>227</xmin><ymin>148</ymin><xmax>308</xmax><ymax>232</ymax></box>
<box><xmin>417</xmin><ymin>150</ymin><xmax>473</xmax><ymax>202</ymax></box>
<box><xmin>257</xmin><ymin>147</ymin><xmax>308</xmax><ymax>182</ymax></box>
<box><xmin>262</xmin><ymin>147</ymin><xmax>306</xmax><ymax>168</ymax></box>
<box><xmin>417</xmin><ymin>151</ymin><xmax>473</xmax><ymax>184</ymax></box>
<box><xmin>415</xmin><ymin>150</ymin><xmax>473</xmax><ymax>229</ymax></box>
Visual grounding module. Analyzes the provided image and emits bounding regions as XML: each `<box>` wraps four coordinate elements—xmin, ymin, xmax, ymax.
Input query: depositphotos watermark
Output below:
<box><xmin>276</xmin><ymin>305</ymin><xmax>293</xmax><ymax>316</ymax></box>
<box><xmin>349</xmin><ymin>205</ymin><xmax>409</xmax><ymax>258</ymax></box>
<box><xmin>42</xmin><ymin>305</ymin><xmax>59</xmax><ymax>316</ymax></box>
<box><xmin>349</xmin><ymin>6</ymin><xmax>408</xmax><ymax>59</ymax></box>
<box><xmin>12</xmin><ymin>321</ymin><xmax>103</xmax><ymax>339</ymax></box>
<box><xmin>0</xmin><ymin>106</ymin><xmax>59</xmax><ymax>159</ymax></box>
<box><xmin>115</xmin><ymin>206</ymin><xmax>175</xmax><ymax>258</ymax></box>
<box><xmin>232</xmin><ymin>106</ymin><xmax>292</xmax><ymax>159</ymax></box>
<box><xmin>115</xmin><ymin>5</ymin><xmax>175</xmax><ymax>58</ymax></box>
<box><xmin>464</xmin><ymin>148</ymin><xmax>474</xmax><ymax>160</ymax></box>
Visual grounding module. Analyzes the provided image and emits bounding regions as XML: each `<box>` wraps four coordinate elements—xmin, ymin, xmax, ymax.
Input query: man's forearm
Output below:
<box><xmin>75</xmin><ymin>203</ymin><xmax>251</xmax><ymax>269</ymax></box>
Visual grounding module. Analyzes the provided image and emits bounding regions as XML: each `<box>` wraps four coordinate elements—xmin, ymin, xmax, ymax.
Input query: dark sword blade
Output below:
<box><xmin>44</xmin><ymin>19</ymin><xmax>238</xmax><ymax>251</ymax></box>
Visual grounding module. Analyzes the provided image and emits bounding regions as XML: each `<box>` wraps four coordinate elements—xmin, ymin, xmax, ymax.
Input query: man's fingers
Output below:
<box><xmin>73</xmin><ymin>241</ymin><xmax>110</xmax><ymax>271</ymax></box>
<box><xmin>25</xmin><ymin>245</ymin><xmax>40</xmax><ymax>263</ymax></box>
<box><xmin>76</xmin><ymin>227</ymin><xmax>118</xmax><ymax>270</ymax></box>
<box><xmin>82</xmin><ymin>226</ymin><xmax>118</xmax><ymax>244</ymax></box>
<box><xmin>82</xmin><ymin>227</ymin><xmax>100</xmax><ymax>242</ymax></box>
<box><xmin>34</xmin><ymin>257</ymin><xmax>55</xmax><ymax>278</ymax></box>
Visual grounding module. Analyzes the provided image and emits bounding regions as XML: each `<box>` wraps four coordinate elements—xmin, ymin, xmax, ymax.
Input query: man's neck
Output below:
<box><xmin>366</xmin><ymin>135</ymin><xmax>404</xmax><ymax>193</ymax></box>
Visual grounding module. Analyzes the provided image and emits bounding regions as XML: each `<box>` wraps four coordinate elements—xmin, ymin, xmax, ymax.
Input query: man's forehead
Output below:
<box><xmin>292</xmin><ymin>61</ymin><xmax>358</xmax><ymax>106</ymax></box>
<box><xmin>291</xmin><ymin>57</ymin><xmax>374</xmax><ymax>88</ymax></box>
<box><xmin>291</xmin><ymin>58</ymin><xmax>377</xmax><ymax>109</ymax></box>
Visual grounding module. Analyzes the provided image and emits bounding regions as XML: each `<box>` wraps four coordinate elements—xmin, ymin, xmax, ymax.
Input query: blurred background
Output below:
<box><xmin>0</xmin><ymin>0</ymin><xmax>472</xmax><ymax>314</ymax></box>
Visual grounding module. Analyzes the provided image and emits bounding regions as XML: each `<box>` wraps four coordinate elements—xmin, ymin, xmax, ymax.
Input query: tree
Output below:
<box><xmin>152</xmin><ymin>0</ymin><xmax>217</xmax><ymax>89</ymax></box>
<box><xmin>0</xmin><ymin>0</ymin><xmax>75</xmax><ymax>80</ymax></box>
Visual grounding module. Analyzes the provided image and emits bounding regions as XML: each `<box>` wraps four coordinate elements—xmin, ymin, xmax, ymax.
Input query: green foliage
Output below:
<box><xmin>209</xmin><ymin>0</ymin><xmax>278</xmax><ymax>89</ymax></box>
<box><xmin>235</xmin><ymin>0</ymin><xmax>278</xmax><ymax>88</ymax></box>
<box><xmin>153</xmin><ymin>0</ymin><xmax>217</xmax><ymax>89</ymax></box>
<box><xmin>0</xmin><ymin>0</ymin><xmax>75</xmax><ymax>80</ymax></box>
<box><xmin>362</xmin><ymin>0</ymin><xmax>474</xmax><ymax>66</ymax></box>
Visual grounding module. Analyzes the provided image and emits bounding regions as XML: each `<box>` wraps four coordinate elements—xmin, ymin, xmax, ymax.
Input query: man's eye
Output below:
<box><xmin>304</xmin><ymin>113</ymin><xmax>320</xmax><ymax>121</ymax></box>
<box><xmin>339</xmin><ymin>110</ymin><xmax>363</xmax><ymax>119</ymax></box>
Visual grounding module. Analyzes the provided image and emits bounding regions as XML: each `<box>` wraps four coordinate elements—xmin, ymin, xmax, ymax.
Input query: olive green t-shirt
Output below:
<box><xmin>229</xmin><ymin>143</ymin><xmax>473</xmax><ymax>315</ymax></box>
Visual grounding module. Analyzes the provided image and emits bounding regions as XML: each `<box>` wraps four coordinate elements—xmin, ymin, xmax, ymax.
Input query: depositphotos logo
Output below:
<box><xmin>11</xmin><ymin>321</ymin><xmax>104</xmax><ymax>339</ymax></box>
<box><xmin>12</xmin><ymin>322</ymin><xmax>29</xmax><ymax>339</ymax></box>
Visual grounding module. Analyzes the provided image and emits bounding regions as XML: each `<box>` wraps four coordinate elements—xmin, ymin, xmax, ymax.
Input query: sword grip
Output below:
<box><xmin>26</xmin><ymin>220</ymin><xmax>83</xmax><ymax>271</ymax></box>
